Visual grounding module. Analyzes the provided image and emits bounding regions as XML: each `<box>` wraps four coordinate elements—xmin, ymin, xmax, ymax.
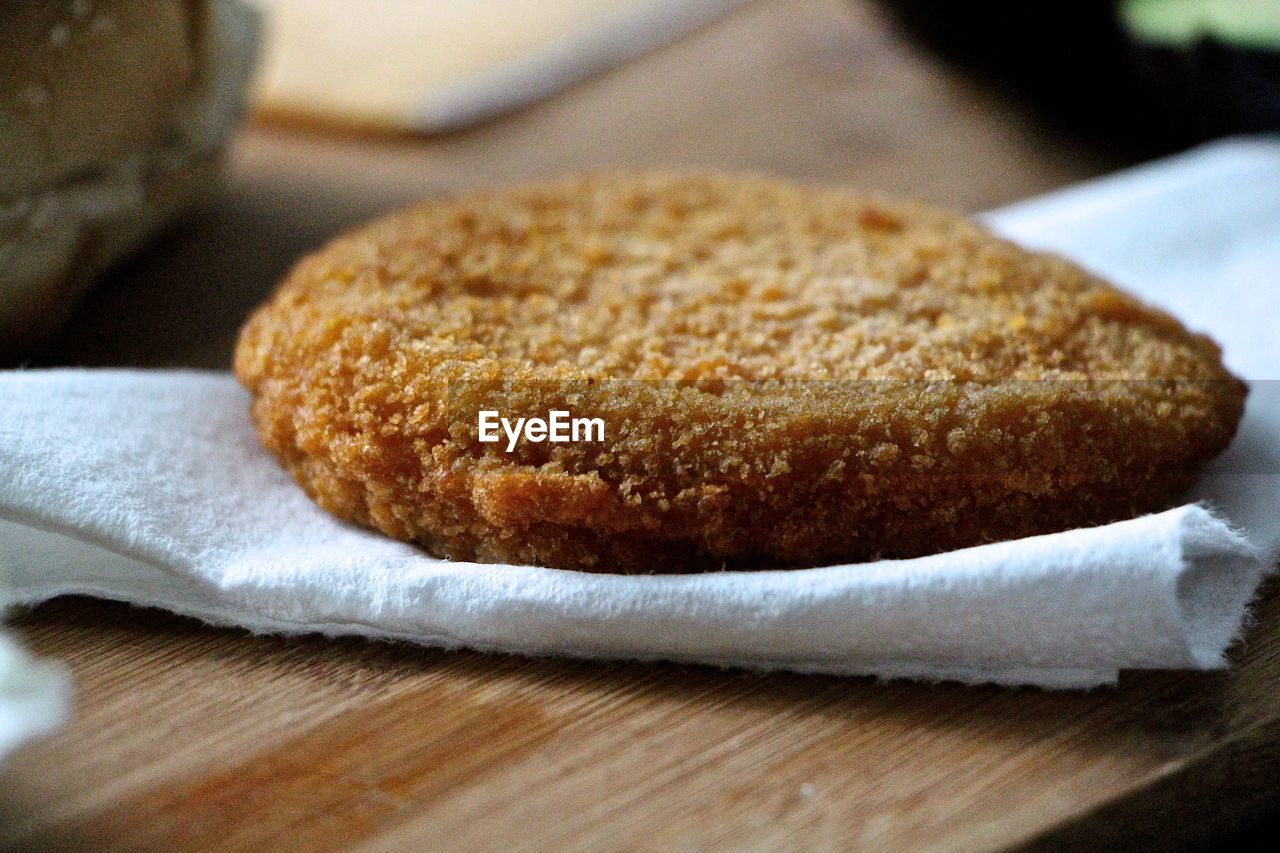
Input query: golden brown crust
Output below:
<box><xmin>234</xmin><ymin>173</ymin><xmax>1246</xmax><ymax>572</ymax></box>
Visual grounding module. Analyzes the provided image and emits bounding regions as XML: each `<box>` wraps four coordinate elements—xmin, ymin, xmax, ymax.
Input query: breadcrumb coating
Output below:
<box><xmin>234</xmin><ymin>173</ymin><xmax>1246</xmax><ymax>572</ymax></box>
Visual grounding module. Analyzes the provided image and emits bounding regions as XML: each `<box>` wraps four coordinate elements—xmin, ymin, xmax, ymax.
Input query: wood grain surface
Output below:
<box><xmin>4</xmin><ymin>1</ymin><xmax>1275</xmax><ymax>850</ymax></box>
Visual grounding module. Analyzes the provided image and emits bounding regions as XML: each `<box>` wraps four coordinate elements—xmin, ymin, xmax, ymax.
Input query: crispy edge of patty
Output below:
<box><xmin>233</xmin><ymin>173</ymin><xmax>1247</xmax><ymax>572</ymax></box>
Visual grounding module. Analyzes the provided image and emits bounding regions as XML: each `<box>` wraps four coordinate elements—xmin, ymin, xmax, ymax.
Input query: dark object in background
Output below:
<box><xmin>1123</xmin><ymin>0</ymin><xmax>1280</xmax><ymax>134</ymax></box>
<box><xmin>870</xmin><ymin>0</ymin><xmax>1280</xmax><ymax>147</ymax></box>
<box><xmin>868</xmin><ymin>1</ymin><xmax>1151</xmax><ymax>136</ymax></box>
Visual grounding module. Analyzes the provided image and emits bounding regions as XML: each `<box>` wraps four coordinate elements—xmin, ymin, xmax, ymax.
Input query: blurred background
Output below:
<box><xmin>4</xmin><ymin>0</ymin><xmax>1278</xmax><ymax>368</ymax></box>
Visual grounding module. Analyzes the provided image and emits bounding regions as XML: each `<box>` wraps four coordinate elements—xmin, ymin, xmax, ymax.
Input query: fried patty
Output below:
<box><xmin>234</xmin><ymin>173</ymin><xmax>1246</xmax><ymax>572</ymax></box>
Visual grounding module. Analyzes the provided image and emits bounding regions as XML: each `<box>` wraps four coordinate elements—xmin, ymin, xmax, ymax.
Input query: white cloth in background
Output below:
<box><xmin>0</xmin><ymin>138</ymin><xmax>1277</xmax><ymax>696</ymax></box>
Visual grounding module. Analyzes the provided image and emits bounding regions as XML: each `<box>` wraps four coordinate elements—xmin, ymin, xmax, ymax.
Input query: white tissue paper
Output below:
<box><xmin>1</xmin><ymin>138</ymin><xmax>1277</xmax><ymax>695</ymax></box>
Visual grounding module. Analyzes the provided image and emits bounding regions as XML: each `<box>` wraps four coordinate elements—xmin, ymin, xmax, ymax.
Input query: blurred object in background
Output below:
<box><xmin>0</xmin><ymin>626</ymin><xmax>68</xmax><ymax>763</ymax></box>
<box><xmin>244</xmin><ymin>0</ymin><xmax>751</xmax><ymax>133</ymax></box>
<box><xmin>1123</xmin><ymin>0</ymin><xmax>1280</xmax><ymax>134</ymax></box>
<box><xmin>0</xmin><ymin>0</ymin><xmax>259</xmax><ymax>357</ymax></box>
<box><xmin>871</xmin><ymin>0</ymin><xmax>1280</xmax><ymax>147</ymax></box>
<box><xmin>1</xmin><ymin>560</ymin><xmax>68</xmax><ymax>762</ymax></box>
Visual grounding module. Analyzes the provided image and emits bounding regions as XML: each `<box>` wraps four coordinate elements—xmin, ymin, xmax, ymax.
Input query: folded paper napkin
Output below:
<box><xmin>245</xmin><ymin>0</ymin><xmax>751</xmax><ymax>131</ymax></box>
<box><xmin>2</xmin><ymin>139</ymin><xmax>1278</xmax><ymax>695</ymax></box>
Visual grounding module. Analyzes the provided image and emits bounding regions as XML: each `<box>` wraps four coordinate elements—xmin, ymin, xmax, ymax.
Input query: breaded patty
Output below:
<box><xmin>234</xmin><ymin>173</ymin><xmax>1246</xmax><ymax>572</ymax></box>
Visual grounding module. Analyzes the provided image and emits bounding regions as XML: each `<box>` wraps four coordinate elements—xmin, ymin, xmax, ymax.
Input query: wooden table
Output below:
<box><xmin>5</xmin><ymin>1</ymin><xmax>1276</xmax><ymax>849</ymax></box>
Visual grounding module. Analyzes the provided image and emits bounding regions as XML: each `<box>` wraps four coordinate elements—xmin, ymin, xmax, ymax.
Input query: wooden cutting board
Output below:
<box><xmin>4</xmin><ymin>1</ymin><xmax>1277</xmax><ymax>849</ymax></box>
<box><xmin>3</xmin><ymin>589</ymin><xmax>1278</xmax><ymax>851</ymax></box>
